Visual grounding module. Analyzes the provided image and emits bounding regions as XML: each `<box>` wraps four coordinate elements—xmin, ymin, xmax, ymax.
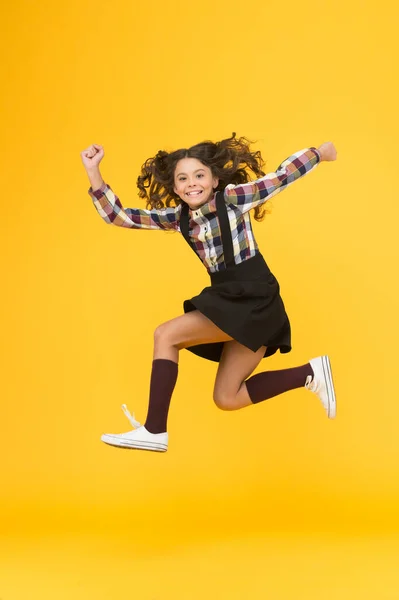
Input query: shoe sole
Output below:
<box><xmin>103</xmin><ymin>442</ymin><xmax>167</xmax><ymax>452</ymax></box>
<box><xmin>321</xmin><ymin>355</ymin><xmax>336</xmax><ymax>419</ymax></box>
<box><xmin>101</xmin><ymin>435</ymin><xmax>167</xmax><ymax>452</ymax></box>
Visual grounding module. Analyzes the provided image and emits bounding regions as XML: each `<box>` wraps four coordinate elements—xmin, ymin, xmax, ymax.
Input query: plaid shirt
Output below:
<box><xmin>89</xmin><ymin>147</ymin><xmax>321</xmax><ymax>273</ymax></box>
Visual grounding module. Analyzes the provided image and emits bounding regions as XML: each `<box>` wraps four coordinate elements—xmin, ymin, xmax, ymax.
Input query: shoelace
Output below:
<box><xmin>121</xmin><ymin>404</ymin><xmax>142</xmax><ymax>429</ymax></box>
<box><xmin>305</xmin><ymin>375</ymin><xmax>320</xmax><ymax>394</ymax></box>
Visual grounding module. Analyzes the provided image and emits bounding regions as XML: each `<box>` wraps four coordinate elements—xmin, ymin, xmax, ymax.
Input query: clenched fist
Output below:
<box><xmin>317</xmin><ymin>142</ymin><xmax>337</xmax><ymax>162</ymax></box>
<box><xmin>81</xmin><ymin>144</ymin><xmax>104</xmax><ymax>170</ymax></box>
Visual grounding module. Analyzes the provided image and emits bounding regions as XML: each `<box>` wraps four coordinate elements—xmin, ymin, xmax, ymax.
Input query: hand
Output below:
<box><xmin>317</xmin><ymin>142</ymin><xmax>337</xmax><ymax>162</ymax></box>
<box><xmin>81</xmin><ymin>144</ymin><xmax>104</xmax><ymax>170</ymax></box>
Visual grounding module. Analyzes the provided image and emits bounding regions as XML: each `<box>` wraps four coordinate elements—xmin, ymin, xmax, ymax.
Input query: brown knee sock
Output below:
<box><xmin>245</xmin><ymin>363</ymin><xmax>314</xmax><ymax>404</ymax></box>
<box><xmin>144</xmin><ymin>359</ymin><xmax>179</xmax><ymax>434</ymax></box>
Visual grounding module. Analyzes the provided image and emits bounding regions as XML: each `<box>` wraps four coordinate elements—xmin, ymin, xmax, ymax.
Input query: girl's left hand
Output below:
<box><xmin>318</xmin><ymin>142</ymin><xmax>337</xmax><ymax>162</ymax></box>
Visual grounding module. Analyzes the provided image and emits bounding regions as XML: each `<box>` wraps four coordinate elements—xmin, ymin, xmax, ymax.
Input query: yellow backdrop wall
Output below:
<box><xmin>1</xmin><ymin>0</ymin><xmax>398</xmax><ymax>545</ymax></box>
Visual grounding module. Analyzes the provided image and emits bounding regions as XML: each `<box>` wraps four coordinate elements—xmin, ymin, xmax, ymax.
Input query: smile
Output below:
<box><xmin>186</xmin><ymin>190</ymin><xmax>203</xmax><ymax>197</ymax></box>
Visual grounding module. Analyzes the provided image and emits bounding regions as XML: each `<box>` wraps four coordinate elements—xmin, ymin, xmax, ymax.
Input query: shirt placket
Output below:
<box><xmin>194</xmin><ymin>210</ymin><xmax>217</xmax><ymax>269</ymax></box>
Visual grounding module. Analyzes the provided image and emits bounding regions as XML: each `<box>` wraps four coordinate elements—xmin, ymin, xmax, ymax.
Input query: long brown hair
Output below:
<box><xmin>137</xmin><ymin>132</ymin><xmax>270</xmax><ymax>222</ymax></box>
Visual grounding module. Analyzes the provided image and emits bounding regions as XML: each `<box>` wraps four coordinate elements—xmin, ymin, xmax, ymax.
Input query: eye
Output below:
<box><xmin>197</xmin><ymin>173</ymin><xmax>204</xmax><ymax>178</ymax></box>
<box><xmin>179</xmin><ymin>177</ymin><xmax>186</xmax><ymax>181</ymax></box>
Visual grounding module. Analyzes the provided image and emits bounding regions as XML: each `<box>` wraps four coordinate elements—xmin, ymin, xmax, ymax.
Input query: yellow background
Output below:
<box><xmin>1</xmin><ymin>0</ymin><xmax>399</xmax><ymax>597</ymax></box>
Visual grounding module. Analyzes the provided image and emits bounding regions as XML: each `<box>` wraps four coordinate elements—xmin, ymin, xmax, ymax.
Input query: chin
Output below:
<box><xmin>194</xmin><ymin>192</ymin><xmax>211</xmax><ymax>204</ymax></box>
<box><xmin>181</xmin><ymin>190</ymin><xmax>213</xmax><ymax>209</ymax></box>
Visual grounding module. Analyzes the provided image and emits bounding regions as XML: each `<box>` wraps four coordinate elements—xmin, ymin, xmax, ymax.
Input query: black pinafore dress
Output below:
<box><xmin>180</xmin><ymin>191</ymin><xmax>291</xmax><ymax>363</ymax></box>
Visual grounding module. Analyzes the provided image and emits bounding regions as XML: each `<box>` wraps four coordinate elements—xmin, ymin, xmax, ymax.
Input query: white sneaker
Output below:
<box><xmin>305</xmin><ymin>355</ymin><xmax>336</xmax><ymax>419</ymax></box>
<box><xmin>101</xmin><ymin>404</ymin><xmax>168</xmax><ymax>452</ymax></box>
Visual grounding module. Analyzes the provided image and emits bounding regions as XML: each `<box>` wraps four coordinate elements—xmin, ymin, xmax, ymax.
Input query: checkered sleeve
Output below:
<box><xmin>224</xmin><ymin>147</ymin><xmax>321</xmax><ymax>213</ymax></box>
<box><xmin>88</xmin><ymin>183</ymin><xmax>180</xmax><ymax>230</ymax></box>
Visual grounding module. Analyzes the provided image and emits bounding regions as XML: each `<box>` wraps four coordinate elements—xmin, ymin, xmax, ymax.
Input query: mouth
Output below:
<box><xmin>186</xmin><ymin>190</ymin><xmax>203</xmax><ymax>198</ymax></box>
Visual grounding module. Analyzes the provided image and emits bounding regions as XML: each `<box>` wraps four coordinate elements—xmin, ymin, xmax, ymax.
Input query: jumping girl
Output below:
<box><xmin>80</xmin><ymin>133</ymin><xmax>337</xmax><ymax>452</ymax></box>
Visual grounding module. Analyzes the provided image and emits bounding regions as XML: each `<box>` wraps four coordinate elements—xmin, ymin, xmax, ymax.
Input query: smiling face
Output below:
<box><xmin>173</xmin><ymin>157</ymin><xmax>219</xmax><ymax>209</ymax></box>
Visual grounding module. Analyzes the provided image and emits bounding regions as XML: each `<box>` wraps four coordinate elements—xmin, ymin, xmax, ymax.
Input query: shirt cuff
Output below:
<box><xmin>89</xmin><ymin>182</ymin><xmax>108</xmax><ymax>199</ymax></box>
<box><xmin>310</xmin><ymin>147</ymin><xmax>321</xmax><ymax>162</ymax></box>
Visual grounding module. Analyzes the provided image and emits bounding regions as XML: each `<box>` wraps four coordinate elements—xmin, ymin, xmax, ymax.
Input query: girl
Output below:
<box><xmin>81</xmin><ymin>133</ymin><xmax>337</xmax><ymax>452</ymax></box>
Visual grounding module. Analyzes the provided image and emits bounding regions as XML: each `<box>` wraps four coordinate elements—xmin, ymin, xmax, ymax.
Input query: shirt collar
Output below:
<box><xmin>188</xmin><ymin>192</ymin><xmax>217</xmax><ymax>218</ymax></box>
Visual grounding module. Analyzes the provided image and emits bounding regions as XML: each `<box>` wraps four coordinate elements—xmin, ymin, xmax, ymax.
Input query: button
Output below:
<box><xmin>195</xmin><ymin>212</ymin><xmax>199</xmax><ymax>216</ymax></box>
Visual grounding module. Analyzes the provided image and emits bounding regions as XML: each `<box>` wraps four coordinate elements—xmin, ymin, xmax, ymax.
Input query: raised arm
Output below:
<box><xmin>224</xmin><ymin>143</ymin><xmax>337</xmax><ymax>213</ymax></box>
<box><xmin>81</xmin><ymin>144</ymin><xmax>180</xmax><ymax>231</ymax></box>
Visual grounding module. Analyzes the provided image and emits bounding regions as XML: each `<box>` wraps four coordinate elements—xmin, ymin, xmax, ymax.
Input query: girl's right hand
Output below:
<box><xmin>81</xmin><ymin>144</ymin><xmax>104</xmax><ymax>170</ymax></box>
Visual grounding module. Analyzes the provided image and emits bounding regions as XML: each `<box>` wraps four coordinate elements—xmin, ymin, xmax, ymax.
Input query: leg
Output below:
<box><xmin>213</xmin><ymin>340</ymin><xmax>313</xmax><ymax>411</ymax></box>
<box><xmin>213</xmin><ymin>341</ymin><xmax>267</xmax><ymax>410</ymax></box>
<box><xmin>153</xmin><ymin>309</ymin><xmax>233</xmax><ymax>362</ymax></box>
<box><xmin>145</xmin><ymin>311</ymin><xmax>233</xmax><ymax>433</ymax></box>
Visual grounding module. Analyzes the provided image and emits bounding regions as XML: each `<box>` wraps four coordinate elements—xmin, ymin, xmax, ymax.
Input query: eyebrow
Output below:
<box><xmin>176</xmin><ymin>168</ymin><xmax>206</xmax><ymax>177</ymax></box>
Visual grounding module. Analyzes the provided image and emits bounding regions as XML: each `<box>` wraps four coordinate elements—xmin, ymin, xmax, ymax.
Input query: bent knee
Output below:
<box><xmin>213</xmin><ymin>390</ymin><xmax>235</xmax><ymax>411</ymax></box>
<box><xmin>154</xmin><ymin>322</ymin><xmax>170</xmax><ymax>344</ymax></box>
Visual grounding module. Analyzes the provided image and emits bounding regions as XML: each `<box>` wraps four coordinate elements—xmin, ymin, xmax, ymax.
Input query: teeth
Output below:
<box><xmin>187</xmin><ymin>191</ymin><xmax>202</xmax><ymax>196</ymax></box>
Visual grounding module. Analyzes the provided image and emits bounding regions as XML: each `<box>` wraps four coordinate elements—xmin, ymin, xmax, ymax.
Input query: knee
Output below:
<box><xmin>213</xmin><ymin>389</ymin><xmax>235</xmax><ymax>411</ymax></box>
<box><xmin>154</xmin><ymin>322</ymin><xmax>170</xmax><ymax>345</ymax></box>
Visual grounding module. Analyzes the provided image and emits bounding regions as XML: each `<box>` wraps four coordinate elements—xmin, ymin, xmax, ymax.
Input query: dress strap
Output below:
<box><xmin>215</xmin><ymin>191</ymin><xmax>235</xmax><ymax>269</ymax></box>
<box><xmin>179</xmin><ymin>202</ymin><xmax>203</xmax><ymax>264</ymax></box>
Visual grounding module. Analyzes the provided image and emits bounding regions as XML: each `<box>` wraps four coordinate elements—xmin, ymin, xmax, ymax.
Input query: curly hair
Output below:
<box><xmin>137</xmin><ymin>132</ymin><xmax>270</xmax><ymax>222</ymax></box>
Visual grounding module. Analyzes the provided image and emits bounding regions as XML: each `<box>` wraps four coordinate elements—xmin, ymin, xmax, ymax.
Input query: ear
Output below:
<box><xmin>213</xmin><ymin>177</ymin><xmax>219</xmax><ymax>189</ymax></box>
